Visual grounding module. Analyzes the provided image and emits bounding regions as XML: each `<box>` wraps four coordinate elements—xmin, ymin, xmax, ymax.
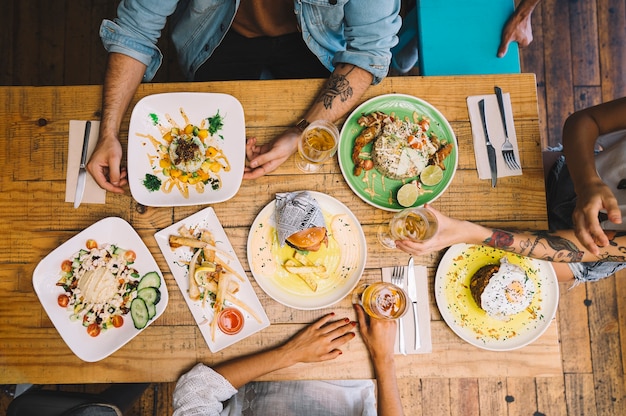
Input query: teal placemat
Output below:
<box><xmin>417</xmin><ymin>0</ymin><xmax>521</xmax><ymax>75</ymax></box>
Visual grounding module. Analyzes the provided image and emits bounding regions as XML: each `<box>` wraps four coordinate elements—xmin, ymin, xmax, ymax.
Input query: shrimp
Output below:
<box><xmin>352</xmin><ymin>111</ymin><xmax>387</xmax><ymax>175</ymax></box>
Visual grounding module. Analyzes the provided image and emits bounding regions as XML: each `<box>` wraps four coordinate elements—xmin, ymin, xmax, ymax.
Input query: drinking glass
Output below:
<box><xmin>295</xmin><ymin>120</ymin><xmax>339</xmax><ymax>173</ymax></box>
<box><xmin>377</xmin><ymin>207</ymin><xmax>438</xmax><ymax>249</ymax></box>
<box><xmin>352</xmin><ymin>281</ymin><xmax>408</xmax><ymax>320</ymax></box>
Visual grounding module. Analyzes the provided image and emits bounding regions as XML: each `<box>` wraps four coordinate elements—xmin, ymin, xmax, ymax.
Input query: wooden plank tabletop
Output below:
<box><xmin>0</xmin><ymin>74</ymin><xmax>562</xmax><ymax>384</ymax></box>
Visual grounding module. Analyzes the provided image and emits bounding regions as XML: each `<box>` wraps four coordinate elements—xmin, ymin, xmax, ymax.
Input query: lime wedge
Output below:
<box><xmin>396</xmin><ymin>183</ymin><xmax>419</xmax><ymax>207</ymax></box>
<box><xmin>420</xmin><ymin>165</ymin><xmax>444</xmax><ymax>186</ymax></box>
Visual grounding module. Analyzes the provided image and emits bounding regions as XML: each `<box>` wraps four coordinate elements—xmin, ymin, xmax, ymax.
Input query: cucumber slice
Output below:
<box><xmin>130</xmin><ymin>298</ymin><xmax>149</xmax><ymax>329</ymax></box>
<box><xmin>137</xmin><ymin>287</ymin><xmax>161</xmax><ymax>306</ymax></box>
<box><xmin>146</xmin><ymin>302</ymin><xmax>156</xmax><ymax>320</ymax></box>
<box><xmin>137</xmin><ymin>271</ymin><xmax>161</xmax><ymax>290</ymax></box>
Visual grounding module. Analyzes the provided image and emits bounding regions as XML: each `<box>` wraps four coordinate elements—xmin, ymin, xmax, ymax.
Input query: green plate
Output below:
<box><xmin>338</xmin><ymin>94</ymin><xmax>458</xmax><ymax>211</ymax></box>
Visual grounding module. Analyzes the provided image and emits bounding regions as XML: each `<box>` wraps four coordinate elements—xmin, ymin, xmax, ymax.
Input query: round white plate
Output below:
<box><xmin>435</xmin><ymin>243</ymin><xmax>559</xmax><ymax>351</ymax></box>
<box><xmin>247</xmin><ymin>191</ymin><xmax>367</xmax><ymax>310</ymax></box>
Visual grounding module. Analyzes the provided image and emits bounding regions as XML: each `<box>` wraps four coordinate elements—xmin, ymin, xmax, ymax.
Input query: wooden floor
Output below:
<box><xmin>1</xmin><ymin>0</ymin><xmax>625</xmax><ymax>414</ymax></box>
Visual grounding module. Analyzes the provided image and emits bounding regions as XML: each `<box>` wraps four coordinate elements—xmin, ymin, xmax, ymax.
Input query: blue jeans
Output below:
<box><xmin>547</xmin><ymin>156</ymin><xmax>626</xmax><ymax>282</ymax></box>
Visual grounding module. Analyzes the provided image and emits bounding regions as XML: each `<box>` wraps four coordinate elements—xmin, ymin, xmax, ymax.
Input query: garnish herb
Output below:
<box><xmin>143</xmin><ymin>173</ymin><xmax>162</xmax><ymax>192</ymax></box>
<box><xmin>207</xmin><ymin>110</ymin><xmax>224</xmax><ymax>139</ymax></box>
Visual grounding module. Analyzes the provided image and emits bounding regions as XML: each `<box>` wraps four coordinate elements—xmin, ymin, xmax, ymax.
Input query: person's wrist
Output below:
<box><xmin>294</xmin><ymin>118</ymin><xmax>310</xmax><ymax>133</ymax></box>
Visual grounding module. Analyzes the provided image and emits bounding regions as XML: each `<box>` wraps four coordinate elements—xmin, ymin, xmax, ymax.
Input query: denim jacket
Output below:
<box><xmin>100</xmin><ymin>0</ymin><xmax>401</xmax><ymax>84</ymax></box>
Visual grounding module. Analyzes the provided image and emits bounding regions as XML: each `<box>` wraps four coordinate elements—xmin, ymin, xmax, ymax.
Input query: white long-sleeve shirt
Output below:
<box><xmin>173</xmin><ymin>363</ymin><xmax>377</xmax><ymax>416</ymax></box>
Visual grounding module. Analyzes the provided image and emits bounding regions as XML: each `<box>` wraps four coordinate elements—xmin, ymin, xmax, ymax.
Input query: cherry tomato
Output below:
<box><xmin>123</xmin><ymin>250</ymin><xmax>136</xmax><ymax>263</ymax></box>
<box><xmin>60</xmin><ymin>260</ymin><xmax>73</xmax><ymax>272</ymax></box>
<box><xmin>86</xmin><ymin>239</ymin><xmax>98</xmax><ymax>249</ymax></box>
<box><xmin>111</xmin><ymin>315</ymin><xmax>124</xmax><ymax>328</ymax></box>
<box><xmin>57</xmin><ymin>294</ymin><xmax>70</xmax><ymax>308</ymax></box>
<box><xmin>87</xmin><ymin>323</ymin><xmax>101</xmax><ymax>337</ymax></box>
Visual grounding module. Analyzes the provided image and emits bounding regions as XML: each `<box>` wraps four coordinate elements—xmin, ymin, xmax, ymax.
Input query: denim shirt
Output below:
<box><xmin>99</xmin><ymin>0</ymin><xmax>401</xmax><ymax>84</ymax></box>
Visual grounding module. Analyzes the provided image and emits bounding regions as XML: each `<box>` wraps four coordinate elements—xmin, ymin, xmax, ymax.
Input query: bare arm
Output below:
<box><xmin>243</xmin><ymin>64</ymin><xmax>373</xmax><ymax>179</ymax></box>
<box><xmin>395</xmin><ymin>206</ymin><xmax>626</xmax><ymax>265</ymax></box>
<box><xmin>562</xmin><ymin>97</ymin><xmax>626</xmax><ymax>254</ymax></box>
<box><xmin>354</xmin><ymin>304</ymin><xmax>404</xmax><ymax>416</ymax></box>
<box><xmin>212</xmin><ymin>313</ymin><xmax>356</xmax><ymax>389</ymax></box>
<box><xmin>497</xmin><ymin>0</ymin><xmax>541</xmax><ymax>57</ymax></box>
<box><xmin>86</xmin><ymin>53</ymin><xmax>146</xmax><ymax>193</ymax></box>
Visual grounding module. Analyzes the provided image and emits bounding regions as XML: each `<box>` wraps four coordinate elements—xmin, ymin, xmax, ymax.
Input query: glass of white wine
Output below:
<box><xmin>377</xmin><ymin>207</ymin><xmax>438</xmax><ymax>249</ymax></box>
<box><xmin>295</xmin><ymin>120</ymin><xmax>339</xmax><ymax>173</ymax></box>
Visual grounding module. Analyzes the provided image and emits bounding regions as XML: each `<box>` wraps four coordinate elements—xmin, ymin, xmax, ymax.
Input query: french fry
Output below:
<box><xmin>284</xmin><ymin>265</ymin><xmax>327</xmax><ymax>274</ymax></box>
<box><xmin>292</xmin><ymin>251</ymin><xmax>329</xmax><ymax>279</ymax></box>
<box><xmin>168</xmin><ymin>235</ymin><xmax>235</xmax><ymax>261</ymax></box>
<box><xmin>187</xmin><ymin>249</ymin><xmax>202</xmax><ymax>301</ymax></box>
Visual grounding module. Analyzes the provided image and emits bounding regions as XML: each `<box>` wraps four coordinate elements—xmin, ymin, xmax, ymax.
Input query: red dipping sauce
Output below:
<box><xmin>217</xmin><ymin>307</ymin><xmax>244</xmax><ymax>335</ymax></box>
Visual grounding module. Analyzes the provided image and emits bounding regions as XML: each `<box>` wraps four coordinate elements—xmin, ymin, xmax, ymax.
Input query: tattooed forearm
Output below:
<box><xmin>483</xmin><ymin>229</ymin><xmax>585</xmax><ymax>262</ymax></box>
<box><xmin>318</xmin><ymin>66</ymin><xmax>355</xmax><ymax>109</ymax></box>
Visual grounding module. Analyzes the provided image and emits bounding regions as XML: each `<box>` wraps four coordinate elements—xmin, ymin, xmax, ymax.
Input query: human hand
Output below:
<box><xmin>243</xmin><ymin>128</ymin><xmax>300</xmax><ymax>180</ymax></box>
<box><xmin>279</xmin><ymin>313</ymin><xmax>356</xmax><ymax>365</ymax></box>
<box><xmin>571</xmin><ymin>179</ymin><xmax>622</xmax><ymax>255</ymax></box>
<box><xmin>354</xmin><ymin>304</ymin><xmax>396</xmax><ymax>362</ymax></box>
<box><xmin>85</xmin><ymin>134</ymin><xmax>127</xmax><ymax>194</ymax></box>
<box><xmin>394</xmin><ymin>205</ymin><xmax>474</xmax><ymax>256</ymax></box>
<box><xmin>497</xmin><ymin>11</ymin><xmax>534</xmax><ymax>58</ymax></box>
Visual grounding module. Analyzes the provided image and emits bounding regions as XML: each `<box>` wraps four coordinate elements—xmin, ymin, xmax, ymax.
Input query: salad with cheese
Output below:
<box><xmin>56</xmin><ymin>239</ymin><xmax>162</xmax><ymax>337</ymax></box>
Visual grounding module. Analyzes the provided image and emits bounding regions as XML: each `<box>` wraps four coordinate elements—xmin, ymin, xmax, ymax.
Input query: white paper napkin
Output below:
<box><xmin>65</xmin><ymin>120</ymin><xmax>106</xmax><ymax>205</ymax></box>
<box><xmin>467</xmin><ymin>93</ymin><xmax>522</xmax><ymax>180</ymax></box>
<box><xmin>382</xmin><ymin>265</ymin><xmax>432</xmax><ymax>354</ymax></box>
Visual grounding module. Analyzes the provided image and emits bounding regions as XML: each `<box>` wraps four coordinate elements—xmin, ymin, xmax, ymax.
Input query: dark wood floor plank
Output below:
<box><xmin>565</xmin><ymin>373</ymin><xmax>598</xmax><ymax>416</ymax></box>
<box><xmin>64</xmin><ymin>0</ymin><xmax>96</xmax><ymax>85</ymax></box>
<box><xmin>39</xmin><ymin>0</ymin><xmax>66</xmax><ymax>85</ymax></box>
<box><xmin>569</xmin><ymin>0</ymin><xmax>601</xmax><ymax>86</ymax></box>
<box><xmin>616</xmin><ymin>270</ymin><xmax>626</xmax><ymax>376</ymax></box>
<box><xmin>478</xmin><ymin>378</ymin><xmax>508</xmax><ymax>416</ymax></box>
<box><xmin>573</xmin><ymin>86</ymin><xmax>603</xmax><ymax>112</ymax></box>
<box><xmin>12</xmin><ymin>0</ymin><xmax>42</xmax><ymax>85</ymax></box>
<box><xmin>597</xmin><ymin>0</ymin><xmax>626</xmax><ymax>99</ymax></box>
<box><xmin>586</xmin><ymin>275</ymin><xmax>626</xmax><ymax>415</ymax></box>
<box><xmin>558</xmin><ymin>281</ymin><xmax>593</xmax><ymax>373</ymax></box>
<box><xmin>0</xmin><ymin>0</ymin><xmax>15</xmax><ymax>85</ymax></box>
<box><xmin>536</xmin><ymin>377</ymin><xmax>568</xmax><ymax>415</ymax></box>
<box><xmin>541</xmin><ymin>0</ymin><xmax>575</xmax><ymax>149</ymax></box>
<box><xmin>506</xmin><ymin>378</ymin><xmax>537</xmax><ymax>416</ymax></box>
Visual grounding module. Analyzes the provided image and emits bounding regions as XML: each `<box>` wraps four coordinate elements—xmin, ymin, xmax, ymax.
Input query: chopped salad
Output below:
<box><xmin>56</xmin><ymin>239</ymin><xmax>162</xmax><ymax>337</ymax></box>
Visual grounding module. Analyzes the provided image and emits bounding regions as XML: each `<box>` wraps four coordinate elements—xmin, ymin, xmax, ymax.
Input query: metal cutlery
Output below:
<box><xmin>478</xmin><ymin>99</ymin><xmax>497</xmax><ymax>187</ymax></box>
<box><xmin>494</xmin><ymin>86</ymin><xmax>521</xmax><ymax>170</ymax></box>
<box><xmin>74</xmin><ymin>121</ymin><xmax>91</xmax><ymax>209</ymax></box>
<box><xmin>390</xmin><ymin>266</ymin><xmax>407</xmax><ymax>355</ymax></box>
<box><xmin>407</xmin><ymin>257</ymin><xmax>421</xmax><ymax>349</ymax></box>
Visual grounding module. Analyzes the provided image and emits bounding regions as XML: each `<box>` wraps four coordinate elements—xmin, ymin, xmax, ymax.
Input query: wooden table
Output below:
<box><xmin>0</xmin><ymin>74</ymin><xmax>562</xmax><ymax>384</ymax></box>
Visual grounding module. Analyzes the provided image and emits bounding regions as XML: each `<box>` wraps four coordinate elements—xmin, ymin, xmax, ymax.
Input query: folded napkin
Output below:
<box><xmin>467</xmin><ymin>93</ymin><xmax>522</xmax><ymax>180</ymax></box>
<box><xmin>382</xmin><ymin>265</ymin><xmax>432</xmax><ymax>354</ymax></box>
<box><xmin>65</xmin><ymin>120</ymin><xmax>106</xmax><ymax>205</ymax></box>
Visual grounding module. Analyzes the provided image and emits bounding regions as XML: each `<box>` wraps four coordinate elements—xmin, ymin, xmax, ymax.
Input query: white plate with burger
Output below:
<box><xmin>434</xmin><ymin>243</ymin><xmax>559</xmax><ymax>351</ymax></box>
<box><xmin>247</xmin><ymin>191</ymin><xmax>367</xmax><ymax>310</ymax></box>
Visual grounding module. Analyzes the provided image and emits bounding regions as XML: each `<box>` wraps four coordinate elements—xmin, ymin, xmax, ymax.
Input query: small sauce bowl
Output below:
<box><xmin>217</xmin><ymin>307</ymin><xmax>244</xmax><ymax>335</ymax></box>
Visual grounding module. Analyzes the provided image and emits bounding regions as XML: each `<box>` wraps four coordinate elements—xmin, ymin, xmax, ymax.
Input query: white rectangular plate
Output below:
<box><xmin>154</xmin><ymin>207</ymin><xmax>270</xmax><ymax>352</ymax></box>
<box><xmin>32</xmin><ymin>217</ymin><xmax>168</xmax><ymax>362</ymax></box>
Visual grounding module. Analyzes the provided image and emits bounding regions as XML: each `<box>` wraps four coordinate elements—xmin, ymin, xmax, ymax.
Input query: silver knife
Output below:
<box><xmin>407</xmin><ymin>256</ymin><xmax>421</xmax><ymax>349</ymax></box>
<box><xmin>494</xmin><ymin>86</ymin><xmax>509</xmax><ymax>138</ymax></box>
<box><xmin>478</xmin><ymin>99</ymin><xmax>497</xmax><ymax>187</ymax></box>
<box><xmin>74</xmin><ymin>121</ymin><xmax>91</xmax><ymax>209</ymax></box>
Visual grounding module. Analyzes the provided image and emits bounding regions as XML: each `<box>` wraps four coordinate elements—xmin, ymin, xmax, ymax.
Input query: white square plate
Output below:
<box><xmin>127</xmin><ymin>92</ymin><xmax>245</xmax><ymax>206</ymax></box>
<box><xmin>154</xmin><ymin>207</ymin><xmax>270</xmax><ymax>352</ymax></box>
<box><xmin>32</xmin><ymin>217</ymin><xmax>168</xmax><ymax>362</ymax></box>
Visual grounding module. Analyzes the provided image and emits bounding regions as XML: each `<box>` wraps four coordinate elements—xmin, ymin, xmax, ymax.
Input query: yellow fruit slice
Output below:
<box><xmin>396</xmin><ymin>183</ymin><xmax>419</xmax><ymax>207</ymax></box>
<box><xmin>420</xmin><ymin>165</ymin><xmax>444</xmax><ymax>186</ymax></box>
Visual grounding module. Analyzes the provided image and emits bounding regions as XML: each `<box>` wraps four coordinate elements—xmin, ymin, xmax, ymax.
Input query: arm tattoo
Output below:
<box><xmin>483</xmin><ymin>229</ymin><xmax>585</xmax><ymax>262</ymax></box>
<box><xmin>318</xmin><ymin>66</ymin><xmax>354</xmax><ymax>109</ymax></box>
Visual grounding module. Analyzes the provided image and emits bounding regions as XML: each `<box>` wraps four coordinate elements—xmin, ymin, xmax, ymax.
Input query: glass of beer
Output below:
<box><xmin>377</xmin><ymin>207</ymin><xmax>438</xmax><ymax>249</ymax></box>
<box><xmin>295</xmin><ymin>120</ymin><xmax>339</xmax><ymax>173</ymax></box>
<box><xmin>352</xmin><ymin>281</ymin><xmax>408</xmax><ymax>320</ymax></box>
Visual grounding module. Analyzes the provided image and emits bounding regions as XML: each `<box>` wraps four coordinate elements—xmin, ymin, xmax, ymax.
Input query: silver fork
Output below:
<box><xmin>390</xmin><ymin>266</ymin><xmax>406</xmax><ymax>355</ymax></box>
<box><xmin>495</xmin><ymin>86</ymin><xmax>521</xmax><ymax>170</ymax></box>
